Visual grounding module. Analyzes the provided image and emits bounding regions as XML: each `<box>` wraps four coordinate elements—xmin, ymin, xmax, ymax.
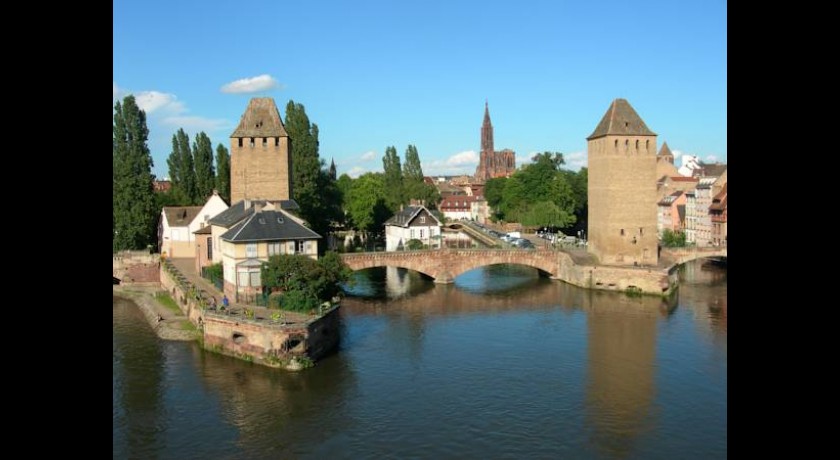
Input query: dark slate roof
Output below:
<box><xmin>677</xmin><ymin>205</ymin><xmax>686</xmax><ymax>222</ymax></box>
<box><xmin>658</xmin><ymin>142</ymin><xmax>674</xmax><ymax>158</ymax></box>
<box><xmin>701</xmin><ymin>163</ymin><xmax>727</xmax><ymax>177</ymax></box>
<box><xmin>193</xmin><ymin>226</ymin><xmax>212</xmax><ymax>235</ymax></box>
<box><xmin>587</xmin><ymin>98</ymin><xmax>656</xmax><ymax>140</ymax></box>
<box><xmin>163</xmin><ymin>206</ymin><xmax>202</xmax><ymax>227</ymax></box>
<box><xmin>384</xmin><ymin>206</ymin><xmax>441</xmax><ymax>228</ymax></box>
<box><xmin>208</xmin><ymin>199</ymin><xmax>300</xmax><ymax>228</ymax></box>
<box><xmin>657</xmin><ymin>190</ymin><xmax>684</xmax><ymax>206</ymax></box>
<box><xmin>221</xmin><ymin>210</ymin><xmax>322</xmax><ymax>243</ymax></box>
<box><xmin>230</xmin><ymin>98</ymin><xmax>289</xmax><ymax>138</ymax></box>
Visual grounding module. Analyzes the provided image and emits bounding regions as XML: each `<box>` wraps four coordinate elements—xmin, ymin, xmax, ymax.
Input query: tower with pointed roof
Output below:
<box><xmin>230</xmin><ymin>97</ymin><xmax>292</xmax><ymax>203</ymax></box>
<box><xmin>329</xmin><ymin>158</ymin><xmax>337</xmax><ymax>180</ymax></box>
<box><xmin>587</xmin><ymin>98</ymin><xmax>658</xmax><ymax>266</ymax></box>
<box><xmin>475</xmin><ymin>101</ymin><xmax>515</xmax><ymax>181</ymax></box>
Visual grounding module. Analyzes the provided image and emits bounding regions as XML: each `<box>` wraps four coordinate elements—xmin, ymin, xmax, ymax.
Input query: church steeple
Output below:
<box><xmin>480</xmin><ymin>100</ymin><xmax>494</xmax><ymax>170</ymax></box>
<box><xmin>329</xmin><ymin>157</ymin><xmax>337</xmax><ymax>180</ymax></box>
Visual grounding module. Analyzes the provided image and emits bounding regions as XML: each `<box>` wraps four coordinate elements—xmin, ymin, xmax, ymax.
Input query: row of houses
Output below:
<box><xmin>656</xmin><ymin>171</ymin><xmax>727</xmax><ymax>247</ymax></box>
<box><xmin>159</xmin><ymin>193</ymin><xmax>322</xmax><ymax>301</ymax></box>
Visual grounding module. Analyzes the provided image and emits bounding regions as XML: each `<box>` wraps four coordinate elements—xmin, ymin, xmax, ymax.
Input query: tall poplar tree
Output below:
<box><xmin>215</xmin><ymin>143</ymin><xmax>231</xmax><ymax>203</ymax></box>
<box><xmin>113</xmin><ymin>95</ymin><xmax>157</xmax><ymax>252</ymax></box>
<box><xmin>284</xmin><ymin>100</ymin><xmax>343</xmax><ymax>243</ymax></box>
<box><xmin>192</xmin><ymin>131</ymin><xmax>215</xmax><ymax>201</ymax></box>
<box><xmin>382</xmin><ymin>146</ymin><xmax>403</xmax><ymax>210</ymax></box>
<box><xmin>166</xmin><ymin>128</ymin><xmax>197</xmax><ymax>204</ymax></box>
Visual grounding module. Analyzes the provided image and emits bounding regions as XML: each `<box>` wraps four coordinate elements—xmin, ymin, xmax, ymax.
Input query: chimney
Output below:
<box><xmin>243</xmin><ymin>199</ymin><xmax>251</xmax><ymax>210</ymax></box>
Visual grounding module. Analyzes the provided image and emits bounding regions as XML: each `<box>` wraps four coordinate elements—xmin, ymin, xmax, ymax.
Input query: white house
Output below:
<box><xmin>159</xmin><ymin>191</ymin><xmax>229</xmax><ymax>257</ymax></box>
<box><xmin>384</xmin><ymin>205</ymin><xmax>442</xmax><ymax>251</ymax></box>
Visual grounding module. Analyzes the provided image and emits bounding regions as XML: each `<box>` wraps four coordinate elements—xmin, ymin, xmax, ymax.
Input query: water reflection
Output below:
<box><xmin>114</xmin><ymin>260</ymin><xmax>725</xmax><ymax>459</ymax></box>
<box><xmin>113</xmin><ymin>295</ymin><xmax>167</xmax><ymax>459</ymax></box>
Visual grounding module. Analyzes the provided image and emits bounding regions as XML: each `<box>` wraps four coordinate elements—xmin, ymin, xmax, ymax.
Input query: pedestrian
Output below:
<box><xmin>222</xmin><ymin>294</ymin><xmax>229</xmax><ymax>309</ymax></box>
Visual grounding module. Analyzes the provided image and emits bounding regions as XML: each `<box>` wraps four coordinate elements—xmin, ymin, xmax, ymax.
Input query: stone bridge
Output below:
<box><xmin>342</xmin><ymin>248</ymin><xmax>680</xmax><ymax>295</ymax></box>
<box><xmin>341</xmin><ymin>249</ymin><xmax>573</xmax><ymax>284</ymax></box>
<box><xmin>661</xmin><ymin>247</ymin><xmax>727</xmax><ymax>270</ymax></box>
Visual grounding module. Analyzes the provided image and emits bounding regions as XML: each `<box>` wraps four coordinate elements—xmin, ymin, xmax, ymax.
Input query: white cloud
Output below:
<box><xmin>220</xmin><ymin>74</ymin><xmax>281</xmax><ymax>94</ymax></box>
<box><xmin>423</xmin><ymin>150</ymin><xmax>479</xmax><ymax>176</ymax></box>
<box><xmin>347</xmin><ymin>166</ymin><xmax>367</xmax><ymax>178</ymax></box>
<box><xmin>671</xmin><ymin>149</ymin><xmax>685</xmax><ymax>159</ymax></box>
<box><xmin>133</xmin><ymin>90</ymin><xmax>186</xmax><ymax>115</ymax></box>
<box><xmin>360</xmin><ymin>151</ymin><xmax>377</xmax><ymax>161</ymax></box>
<box><xmin>446</xmin><ymin>150</ymin><xmax>479</xmax><ymax>167</ymax></box>
<box><xmin>704</xmin><ymin>155</ymin><xmax>718</xmax><ymax>163</ymax></box>
<box><xmin>564</xmin><ymin>151</ymin><xmax>588</xmax><ymax>171</ymax></box>
<box><xmin>113</xmin><ymin>82</ymin><xmax>120</xmax><ymax>100</ymax></box>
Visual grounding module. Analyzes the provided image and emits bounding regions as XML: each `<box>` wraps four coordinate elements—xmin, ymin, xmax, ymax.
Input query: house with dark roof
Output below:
<box><xmin>384</xmin><ymin>205</ymin><xmax>442</xmax><ymax>251</ymax></box>
<box><xmin>158</xmin><ymin>191</ymin><xmax>229</xmax><ymax>258</ymax></box>
<box><xmin>207</xmin><ymin>198</ymin><xmax>300</xmax><ymax>266</ymax></box>
<box><xmin>218</xmin><ymin>206</ymin><xmax>322</xmax><ymax>299</ymax></box>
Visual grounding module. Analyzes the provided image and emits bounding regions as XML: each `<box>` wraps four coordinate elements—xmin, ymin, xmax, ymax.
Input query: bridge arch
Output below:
<box><xmin>341</xmin><ymin>249</ymin><xmax>568</xmax><ymax>284</ymax></box>
<box><xmin>662</xmin><ymin>248</ymin><xmax>727</xmax><ymax>271</ymax></box>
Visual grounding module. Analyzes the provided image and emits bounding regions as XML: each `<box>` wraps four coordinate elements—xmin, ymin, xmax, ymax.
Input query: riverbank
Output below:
<box><xmin>113</xmin><ymin>285</ymin><xmax>199</xmax><ymax>342</ymax></box>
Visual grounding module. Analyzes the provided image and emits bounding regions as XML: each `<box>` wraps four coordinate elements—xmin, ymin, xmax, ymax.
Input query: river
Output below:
<box><xmin>113</xmin><ymin>259</ymin><xmax>726</xmax><ymax>459</ymax></box>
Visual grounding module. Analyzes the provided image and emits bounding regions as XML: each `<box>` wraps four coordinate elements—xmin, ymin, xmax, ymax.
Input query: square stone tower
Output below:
<box><xmin>230</xmin><ymin>98</ymin><xmax>292</xmax><ymax>203</ymax></box>
<box><xmin>587</xmin><ymin>99</ymin><xmax>658</xmax><ymax>266</ymax></box>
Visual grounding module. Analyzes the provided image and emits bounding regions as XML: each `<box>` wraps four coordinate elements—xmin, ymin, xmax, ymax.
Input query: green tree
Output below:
<box><xmin>346</xmin><ymin>172</ymin><xmax>391</xmax><ymax>236</ymax></box>
<box><xmin>402</xmin><ymin>144</ymin><xmax>440</xmax><ymax>207</ymax></box>
<box><xmin>113</xmin><ymin>95</ymin><xmax>157</xmax><ymax>252</ymax></box>
<box><xmin>493</xmin><ymin>151</ymin><xmax>576</xmax><ymax>228</ymax></box>
<box><xmin>284</xmin><ymin>100</ymin><xmax>342</xmax><ymax>242</ymax></box>
<box><xmin>661</xmin><ymin>229</ymin><xmax>687</xmax><ymax>247</ymax></box>
<box><xmin>336</xmin><ymin>173</ymin><xmax>354</xmax><ymax>227</ymax></box>
<box><xmin>192</xmin><ymin>131</ymin><xmax>215</xmax><ymax>201</ymax></box>
<box><xmin>261</xmin><ymin>252</ymin><xmax>351</xmax><ymax>312</ymax></box>
<box><xmin>215</xmin><ymin>143</ymin><xmax>231</xmax><ymax>203</ymax></box>
<box><xmin>484</xmin><ymin>177</ymin><xmax>508</xmax><ymax>220</ymax></box>
<box><xmin>166</xmin><ymin>128</ymin><xmax>197</xmax><ymax>204</ymax></box>
<box><xmin>382</xmin><ymin>146</ymin><xmax>403</xmax><ymax>210</ymax></box>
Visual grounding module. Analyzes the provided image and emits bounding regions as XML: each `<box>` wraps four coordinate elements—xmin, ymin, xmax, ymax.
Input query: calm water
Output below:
<box><xmin>113</xmin><ymin>260</ymin><xmax>726</xmax><ymax>459</ymax></box>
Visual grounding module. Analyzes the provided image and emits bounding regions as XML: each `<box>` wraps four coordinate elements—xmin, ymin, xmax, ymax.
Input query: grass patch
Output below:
<box><xmin>179</xmin><ymin>320</ymin><xmax>197</xmax><ymax>331</ymax></box>
<box><xmin>154</xmin><ymin>292</ymin><xmax>182</xmax><ymax>315</ymax></box>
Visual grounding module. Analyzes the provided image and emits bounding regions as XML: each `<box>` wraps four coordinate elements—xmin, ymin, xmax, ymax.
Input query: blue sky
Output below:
<box><xmin>113</xmin><ymin>0</ymin><xmax>726</xmax><ymax>179</ymax></box>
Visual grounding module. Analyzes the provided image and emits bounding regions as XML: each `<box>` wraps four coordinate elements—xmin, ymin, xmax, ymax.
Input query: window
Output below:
<box><xmin>620</xmin><ymin>229</ymin><xmax>625</xmax><ymax>236</ymax></box>
<box><xmin>207</xmin><ymin>238</ymin><xmax>213</xmax><ymax>260</ymax></box>
<box><xmin>262</xmin><ymin>137</ymin><xmax>267</xmax><ymax>147</ymax></box>
<box><xmin>420</xmin><ymin>229</ymin><xmax>425</xmax><ymax>239</ymax></box>
<box><xmin>410</xmin><ymin>229</ymin><xmax>415</xmax><ymax>239</ymax></box>
<box><xmin>640</xmin><ymin>227</ymin><xmax>643</xmax><ymax>236</ymax></box>
<box><xmin>246</xmin><ymin>243</ymin><xmax>257</xmax><ymax>258</ymax></box>
<box><xmin>296</xmin><ymin>240</ymin><xmax>306</xmax><ymax>253</ymax></box>
<box><xmin>238</xmin><ymin>138</ymin><xmax>243</xmax><ymax>148</ymax></box>
<box><xmin>275</xmin><ymin>137</ymin><xmax>279</xmax><ymax>146</ymax></box>
<box><xmin>249</xmin><ymin>138</ymin><xmax>255</xmax><ymax>148</ymax></box>
<box><xmin>268</xmin><ymin>241</ymin><xmax>281</xmax><ymax>256</ymax></box>
<box><xmin>420</xmin><ymin>216</ymin><xmax>426</xmax><ymax>224</ymax></box>
<box><xmin>635</xmin><ymin>140</ymin><xmax>639</xmax><ymax>152</ymax></box>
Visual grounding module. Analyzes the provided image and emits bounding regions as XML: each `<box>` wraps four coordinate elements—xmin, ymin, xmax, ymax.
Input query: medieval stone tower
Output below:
<box><xmin>230</xmin><ymin>97</ymin><xmax>292</xmax><ymax>203</ymax></box>
<box><xmin>587</xmin><ymin>98</ymin><xmax>658</xmax><ymax>266</ymax></box>
<box><xmin>475</xmin><ymin>101</ymin><xmax>516</xmax><ymax>181</ymax></box>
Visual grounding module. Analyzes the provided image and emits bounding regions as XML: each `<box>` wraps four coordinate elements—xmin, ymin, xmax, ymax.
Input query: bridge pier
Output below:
<box><xmin>433</xmin><ymin>272</ymin><xmax>454</xmax><ymax>284</ymax></box>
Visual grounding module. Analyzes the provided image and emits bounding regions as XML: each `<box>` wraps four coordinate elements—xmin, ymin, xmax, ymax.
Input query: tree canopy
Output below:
<box><xmin>261</xmin><ymin>251</ymin><xmax>352</xmax><ymax>312</ymax></box>
<box><xmin>486</xmin><ymin>151</ymin><xmax>580</xmax><ymax>229</ymax></box>
<box><xmin>215</xmin><ymin>143</ymin><xmax>231</xmax><ymax>203</ymax></box>
<box><xmin>192</xmin><ymin>131</ymin><xmax>215</xmax><ymax>201</ymax></box>
<box><xmin>284</xmin><ymin>100</ymin><xmax>343</xmax><ymax>244</ymax></box>
<box><xmin>113</xmin><ymin>95</ymin><xmax>157</xmax><ymax>252</ymax></box>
